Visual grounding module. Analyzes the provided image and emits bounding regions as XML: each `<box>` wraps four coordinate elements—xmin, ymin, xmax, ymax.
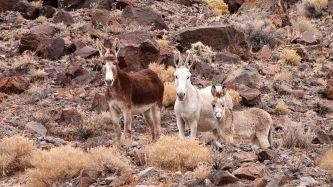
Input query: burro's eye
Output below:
<box><xmin>175</xmin><ymin>75</ymin><xmax>178</xmax><ymax>79</ymax></box>
<box><xmin>187</xmin><ymin>76</ymin><xmax>190</xmax><ymax>80</ymax></box>
<box><xmin>212</xmin><ymin>103</ymin><xmax>216</xmax><ymax>108</ymax></box>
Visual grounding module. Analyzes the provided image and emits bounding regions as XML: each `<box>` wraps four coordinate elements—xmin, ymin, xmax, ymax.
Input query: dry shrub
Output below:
<box><xmin>319</xmin><ymin>149</ymin><xmax>333</xmax><ymax>171</ymax></box>
<box><xmin>32</xmin><ymin>110</ymin><xmax>52</xmax><ymax>125</ymax></box>
<box><xmin>187</xmin><ymin>42</ymin><xmax>214</xmax><ymax>63</ymax></box>
<box><xmin>193</xmin><ymin>163</ymin><xmax>212</xmax><ymax>179</ymax></box>
<box><xmin>227</xmin><ymin>89</ymin><xmax>242</xmax><ymax>107</ymax></box>
<box><xmin>148</xmin><ymin>63</ymin><xmax>175</xmax><ymax>83</ymax></box>
<box><xmin>30</xmin><ymin>69</ymin><xmax>48</xmax><ymax>82</ymax></box>
<box><xmin>281</xmin><ymin>49</ymin><xmax>302</xmax><ymax>65</ymax></box>
<box><xmin>144</xmin><ymin>135</ymin><xmax>212</xmax><ymax>171</ymax></box>
<box><xmin>282</xmin><ymin>124</ymin><xmax>313</xmax><ymax>149</ymax></box>
<box><xmin>293</xmin><ymin>17</ymin><xmax>315</xmax><ymax>33</ymax></box>
<box><xmin>303</xmin><ymin>0</ymin><xmax>328</xmax><ymax>17</ymax></box>
<box><xmin>203</xmin><ymin>0</ymin><xmax>230</xmax><ymax>15</ymax></box>
<box><xmin>27</xmin><ymin>146</ymin><xmax>88</xmax><ymax>187</ymax></box>
<box><xmin>87</xmin><ymin>147</ymin><xmax>130</xmax><ymax>174</ymax></box>
<box><xmin>36</xmin><ymin>16</ymin><xmax>47</xmax><ymax>23</ymax></box>
<box><xmin>0</xmin><ymin>135</ymin><xmax>36</xmax><ymax>176</ymax></box>
<box><xmin>156</xmin><ymin>39</ymin><xmax>170</xmax><ymax>52</ymax></box>
<box><xmin>275</xmin><ymin>101</ymin><xmax>288</xmax><ymax>115</ymax></box>
<box><xmin>163</xmin><ymin>82</ymin><xmax>176</xmax><ymax>107</ymax></box>
<box><xmin>31</xmin><ymin>0</ymin><xmax>43</xmax><ymax>8</ymax></box>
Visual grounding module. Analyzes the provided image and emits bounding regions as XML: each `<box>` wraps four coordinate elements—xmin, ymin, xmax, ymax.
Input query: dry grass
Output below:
<box><xmin>144</xmin><ymin>135</ymin><xmax>212</xmax><ymax>171</ymax></box>
<box><xmin>203</xmin><ymin>0</ymin><xmax>230</xmax><ymax>15</ymax></box>
<box><xmin>87</xmin><ymin>147</ymin><xmax>130</xmax><ymax>174</ymax></box>
<box><xmin>293</xmin><ymin>17</ymin><xmax>315</xmax><ymax>33</ymax></box>
<box><xmin>26</xmin><ymin>145</ymin><xmax>129</xmax><ymax>187</ymax></box>
<box><xmin>282</xmin><ymin>124</ymin><xmax>313</xmax><ymax>149</ymax></box>
<box><xmin>32</xmin><ymin>110</ymin><xmax>52</xmax><ymax>125</ymax></box>
<box><xmin>319</xmin><ymin>149</ymin><xmax>333</xmax><ymax>171</ymax></box>
<box><xmin>275</xmin><ymin>101</ymin><xmax>289</xmax><ymax>115</ymax></box>
<box><xmin>187</xmin><ymin>42</ymin><xmax>214</xmax><ymax>64</ymax></box>
<box><xmin>228</xmin><ymin>89</ymin><xmax>242</xmax><ymax>107</ymax></box>
<box><xmin>0</xmin><ymin>135</ymin><xmax>36</xmax><ymax>176</ymax></box>
<box><xmin>274</xmin><ymin>72</ymin><xmax>292</xmax><ymax>82</ymax></box>
<box><xmin>281</xmin><ymin>49</ymin><xmax>302</xmax><ymax>65</ymax></box>
<box><xmin>30</xmin><ymin>69</ymin><xmax>48</xmax><ymax>82</ymax></box>
<box><xmin>303</xmin><ymin>0</ymin><xmax>328</xmax><ymax>17</ymax></box>
<box><xmin>193</xmin><ymin>163</ymin><xmax>212</xmax><ymax>179</ymax></box>
<box><xmin>27</xmin><ymin>146</ymin><xmax>88</xmax><ymax>187</ymax></box>
<box><xmin>148</xmin><ymin>63</ymin><xmax>175</xmax><ymax>83</ymax></box>
<box><xmin>31</xmin><ymin>0</ymin><xmax>43</xmax><ymax>8</ymax></box>
<box><xmin>156</xmin><ymin>39</ymin><xmax>170</xmax><ymax>52</ymax></box>
<box><xmin>36</xmin><ymin>16</ymin><xmax>47</xmax><ymax>23</ymax></box>
<box><xmin>163</xmin><ymin>82</ymin><xmax>177</xmax><ymax>107</ymax></box>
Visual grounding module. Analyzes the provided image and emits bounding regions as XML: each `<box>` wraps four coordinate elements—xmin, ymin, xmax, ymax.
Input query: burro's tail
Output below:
<box><xmin>268</xmin><ymin>127</ymin><xmax>273</xmax><ymax>147</ymax></box>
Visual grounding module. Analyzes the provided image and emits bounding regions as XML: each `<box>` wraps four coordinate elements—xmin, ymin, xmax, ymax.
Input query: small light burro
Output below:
<box><xmin>211</xmin><ymin>85</ymin><xmax>273</xmax><ymax>148</ymax></box>
<box><xmin>99</xmin><ymin>38</ymin><xmax>164</xmax><ymax>141</ymax></box>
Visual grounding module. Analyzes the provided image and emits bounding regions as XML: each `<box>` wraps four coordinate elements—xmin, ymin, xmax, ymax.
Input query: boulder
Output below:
<box><xmin>117</xmin><ymin>32</ymin><xmax>160</xmax><ymax>71</ymax></box>
<box><xmin>53</xmin><ymin>10</ymin><xmax>74</xmax><ymax>26</ymax></box>
<box><xmin>239</xmin><ymin>87</ymin><xmax>261</xmax><ymax>106</ymax></box>
<box><xmin>90</xmin><ymin>9</ymin><xmax>123</xmax><ymax>32</ymax></box>
<box><xmin>214</xmin><ymin>51</ymin><xmax>241</xmax><ymax>64</ymax></box>
<box><xmin>0</xmin><ymin>0</ymin><xmax>21</xmax><ymax>12</ymax></box>
<box><xmin>0</xmin><ymin>76</ymin><xmax>29</xmax><ymax>94</ymax></box>
<box><xmin>209</xmin><ymin>170</ymin><xmax>239</xmax><ymax>186</ymax></box>
<box><xmin>224</xmin><ymin>0</ymin><xmax>245</xmax><ymax>13</ymax></box>
<box><xmin>312</xmin><ymin>129</ymin><xmax>332</xmax><ymax>144</ymax></box>
<box><xmin>42</xmin><ymin>0</ymin><xmax>59</xmax><ymax>7</ymax></box>
<box><xmin>66</xmin><ymin>63</ymin><xmax>88</xmax><ymax>79</ymax></box>
<box><xmin>323</xmin><ymin>79</ymin><xmax>333</xmax><ymax>100</ymax></box>
<box><xmin>3</xmin><ymin>1</ymin><xmax>40</xmax><ymax>19</ymax></box>
<box><xmin>175</xmin><ymin>25</ymin><xmax>250</xmax><ymax>60</ymax></box>
<box><xmin>115</xmin><ymin>0</ymin><xmax>132</xmax><ymax>10</ymax></box>
<box><xmin>251</xmin><ymin>178</ymin><xmax>268</xmax><ymax>187</ymax></box>
<box><xmin>234</xmin><ymin>151</ymin><xmax>258</xmax><ymax>162</ymax></box>
<box><xmin>136</xmin><ymin>167</ymin><xmax>157</xmax><ymax>180</ymax></box>
<box><xmin>39</xmin><ymin>5</ymin><xmax>56</xmax><ymax>18</ymax></box>
<box><xmin>36</xmin><ymin>37</ymin><xmax>65</xmax><ymax>60</ymax></box>
<box><xmin>79</xmin><ymin>169</ymin><xmax>101</xmax><ymax>187</ymax></box>
<box><xmin>74</xmin><ymin>46</ymin><xmax>99</xmax><ymax>58</ymax></box>
<box><xmin>25</xmin><ymin>121</ymin><xmax>47</xmax><ymax>136</ymax></box>
<box><xmin>121</xmin><ymin>6</ymin><xmax>168</xmax><ymax>30</ymax></box>
<box><xmin>233</xmin><ymin>163</ymin><xmax>265</xmax><ymax>180</ymax></box>
<box><xmin>224</xmin><ymin>64</ymin><xmax>261</xmax><ymax>90</ymax></box>
<box><xmin>257</xmin><ymin>149</ymin><xmax>276</xmax><ymax>162</ymax></box>
<box><xmin>60</xmin><ymin>108</ymin><xmax>81</xmax><ymax>124</ymax></box>
<box><xmin>193</xmin><ymin>61</ymin><xmax>216</xmax><ymax>79</ymax></box>
<box><xmin>110</xmin><ymin>171</ymin><xmax>133</xmax><ymax>186</ymax></box>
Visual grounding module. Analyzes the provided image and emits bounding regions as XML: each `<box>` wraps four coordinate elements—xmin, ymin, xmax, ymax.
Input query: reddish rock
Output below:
<box><xmin>117</xmin><ymin>32</ymin><xmax>160</xmax><ymax>71</ymax></box>
<box><xmin>42</xmin><ymin>0</ymin><xmax>59</xmax><ymax>7</ymax></box>
<box><xmin>292</xmin><ymin>89</ymin><xmax>305</xmax><ymax>99</ymax></box>
<box><xmin>60</xmin><ymin>108</ymin><xmax>81</xmax><ymax>124</ymax></box>
<box><xmin>193</xmin><ymin>61</ymin><xmax>216</xmax><ymax>79</ymax></box>
<box><xmin>233</xmin><ymin>163</ymin><xmax>266</xmax><ymax>180</ymax></box>
<box><xmin>79</xmin><ymin>169</ymin><xmax>101</xmax><ymax>187</ymax></box>
<box><xmin>234</xmin><ymin>151</ymin><xmax>258</xmax><ymax>162</ymax></box>
<box><xmin>75</xmin><ymin>46</ymin><xmax>99</xmax><ymax>58</ymax></box>
<box><xmin>90</xmin><ymin>9</ymin><xmax>123</xmax><ymax>32</ymax></box>
<box><xmin>239</xmin><ymin>87</ymin><xmax>261</xmax><ymax>106</ymax></box>
<box><xmin>66</xmin><ymin>63</ymin><xmax>87</xmax><ymax>79</ymax></box>
<box><xmin>92</xmin><ymin>93</ymin><xmax>109</xmax><ymax>113</ymax></box>
<box><xmin>209</xmin><ymin>170</ymin><xmax>239</xmax><ymax>186</ymax></box>
<box><xmin>214</xmin><ymin>51</ymin><xmax>241</xmax><ymax>64</ymax></box>
<box><xmin>0</xmin><ymin>0</ymin><xmax>21</xmax><ymax>12</ymax></box>
<box><xmin>313</xmin><ymin>129</ymin><xmax>332</xmax><ymax>144</ymax></box>
<box><xmin>132</xmin><ymin>148</ymin><xmax>146</xmax><ymax>166</ymax></box>
<box><xmin>323</xmin><ymin>79</ymin><xmax>333</xmax><ymax>100</ymax></box>
<box><xmin>256</xmin><ymin>45</ymin><xmax>272</xmax><ymax>60</ymax></box>
<box><xmin>175</xmin><ymin>25</ymin><xmax>250</xmax><ymax>60</ymax></box>
<box><xmin>294</xmin><ymin>31</ymin><xmax>319</xmax><ymax>45</ymax></box>
<box><xmin>110</xmin><ymin>171</ymin><xmax>133</xmax><ymax>186</ymax></box>
<box><xmin>13</xmin><ymin>1</ymin><xmax>40</xmax><ymax>19</ymax></box>
<box><xmin>0</xmin><ymin>76</ymin><xmax>29</xmax><ymax>94</ymax></box>
<box><xmin>262</xmin><ymin>64</ymin><xmax>279</xmax><ymax>76</ymax></box>
<box><xmin>224</xmin><ymin>65</ymin><xmax>261</xmax><ymax>90</ymax></box>
<box><xmin>115</xmin><ymin>0</ymin><xmax>132</xmax><ymax>10</ymax></box>
<box><xmin>156</xmin><ymin>46</ymin><xmax>178</xmax><ymax>67</ymax></box>
<box><xmin>251</xmin><ymin>178</ymin><xmax>268</xmax><ymax>187</ymax></box>
<box><xmin>121</xmin><ymin>6</ymin><xmax>168</xmax><ymax>30</ymax></box>
<box><xmin>257</xmin><ymin>149</ymin><xmax>276</xmax><ymax>162</ymax></box>
<box><xmin>36</xmin><ymin>37</ymin><xmax>65</xmax><ymax>60</ymax></box>
<box><xmin>39</xmin><ymin>5</ymin><xmax>56</xmax><ymax>18</ymax></box>
<box><xmin>53</xmin><ymin>10</ymin><xmax>74</xmax><ymax>26</ymax></box>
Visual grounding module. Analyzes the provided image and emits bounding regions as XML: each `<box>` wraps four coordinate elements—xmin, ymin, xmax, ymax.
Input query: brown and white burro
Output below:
<box><xmin>99</xmin><ymin>39</ymin><xmax>164</xmax><ymax>141</ymax></box>
<box><xmin>211</xmin><ymin>85</ymin><xmax>273</xmax><ymax>148</ymax></box>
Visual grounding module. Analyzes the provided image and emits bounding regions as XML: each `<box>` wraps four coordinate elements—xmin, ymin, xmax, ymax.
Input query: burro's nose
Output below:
<box><xmin>216</xmin><ymin>113</ymin><xmax>222</xmax><ymax>120</ymax></box>
<box><xmin>177</xmin><ymin>92</ymin><xmax>185</xmax><ymax>100</ymax></box>
<box><xmin>105</xmin><ymin>79</ymin><xmax>113</xmax><ymax>86</ymax></box>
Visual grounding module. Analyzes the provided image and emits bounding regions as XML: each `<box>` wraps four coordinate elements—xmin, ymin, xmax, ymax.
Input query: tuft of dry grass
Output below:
<box><xmin>275</xmin><ymin>101</ymin><xmax>289</xmax><ymax>115</ymax></box>
<box><xmin>148</xmin><ymin>63</ymin><xmax>175</xmax><ymax>83</ymax></box>
<box><xmin>281</xmin><ymin>49</ymin><xmax>302</xmax><ymax>65</ymax></box>
<box><xmin>156</xmin><ymin>39</ymin><xmax>170</xmax><ymax>52</ymax></box>
<box><xmin>30</xmin><ymin>69</ymin><xmax>48</xmax><ymax>82</ymax></box>
<box><xmin>303</xmin><ymin>0</ymin><xmax>328</xmax><ymax>17</ymax></box>
<box><xmin>203</xmin><ymin>0</ymin><xmax>230</xmax><ymax>15</ymax></box>
<box><xmin>193</xmin><ymin>163</ymin><xmax>212</xmax><ymax>179</ymax></box>
<box><xmin>282</xmin><ymin>124</ymin><xmax>313</xmax><ymax>149</ymax></box>
<box><xmin>228</xmin><ymin>89</ymin><xmax>242</xmax><ymax>107</ymax></box>
<box><xmin>163</xmin><ymin>82</ymin><xmax>177</xmax><ymax>107</ymax></box>
<box><xmin>0</xmin><ymin>135</ymin><xmax>36</xmax><ymax>176</ymax></box>
<box><xmin>27</xmin><ymin>145</ymin><xmax>129</xmax><ymax>187</ymax></box>
<box><xmin>319</xmin><ymin>149</ymin><xmax>333</xmax><ymax>171</ymax></box>
<box><xmin>187</xmin><ymin>42</ymin><xmax>214</xmax><ymax>64</ymax></box>
<box><xmin>274</xmin><ymin>72</ymin><xmax>292</xmax><ymax>82</ymax></box>
<box><xmin>87</xmin><ymin>147</ymin><xmax>130</xmax><ymax>174</ymax></box>
<box><xmin>293</xmin><ymin>17</ymin><xmax>315</xmax><ymax>33</ymax></box>
<box><xmin>36</xmin><ymin>16</ymin><xmax>47</xmax><ymax>23</ymax></box>
<box><xmin>31</xmin><ymin>0</ymin><xmax>43</xmax><ymax>8</ymax></box>
<box><xmin>32</xmin><ymin>110</ymin><xmax>52</xmax><ymax>125</ymax></box>
<box><xmin>27</xmin><ymin>146</ymin><xmax>88</xmax><ymax>187</ymax></box>
<box><xmin>144</xmin><ymin>135</ymin><xmax>212</xmax><ymax>171</ymax></box>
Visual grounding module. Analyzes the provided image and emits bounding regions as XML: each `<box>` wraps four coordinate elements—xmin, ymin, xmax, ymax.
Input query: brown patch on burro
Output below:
<box><xmin>99</xmin><ymin>38</ymin><xmax>164</xmax><ymax>141</ymax></box>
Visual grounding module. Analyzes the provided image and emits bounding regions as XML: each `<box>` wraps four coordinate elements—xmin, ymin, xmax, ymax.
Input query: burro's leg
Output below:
<box><xmin>256</xmin><ymin>131</ymin><xmax>270</xmax><ymax>148</ymax></box>
<box><xmin>151</xmin><ymin>104</ymin><xmax>162</xmax><ymax>138</ymax></box>
<box><xmin>189</xmin><ymin>119</ymin><xmax>198</xmax><ymax>139</ymax></box>
<box><xmin>176</xmin><ymin>115</ymin><xmax>185</xmax><ymax>138</ymax></box>
<box><xmin>143</xmin><ymin>109</ymin><xmax>157</xmax><ymax>141</ymax></box>
<box><xmin>123</xmin><ymin>108</ymin><xmax>132</xmax><ymax>139</ymax></box>
<box><xmin>109</xmin><ymin>107</ymin><xmax>121</xmax><ymax>141</ymax></box>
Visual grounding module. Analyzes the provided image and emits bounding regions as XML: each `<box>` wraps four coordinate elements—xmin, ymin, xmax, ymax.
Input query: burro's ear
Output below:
<box><xmin>96</xmin><ymin>39</ymin><xmax>109</xmax><ymax>57</ymax></box>
<box><xmin>221</xmin><ymin>85</ymin><xmax>227</xmax><ymax>97</ymax></box>
<box><xmin>211</xmin><ymin>85</ymin><xmax>217</xmax><ymax>97</ymax></box>
<box><xmin>185</xmin><ymin>51</ymin><xmax>195</xmax><ymax>69</ymax></box>
<box><xmin>174</xmin><ymin>51</ymin><xmax>182</xmax><ymax>68</ymax></box>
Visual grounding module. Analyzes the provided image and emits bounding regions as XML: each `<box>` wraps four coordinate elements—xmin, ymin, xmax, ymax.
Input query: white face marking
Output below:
<box><xmin>105</xmin><ymin>61</ymin><xmax>115</xmax><ymax>86</ymax></box>
<box><xmin>213</xmin><ymin>97</ymin><xmax>225</xmax><ymax>121</ymax></box>
<box><xmin>174</xmin><ymin>66</ymin><xmax>191</xmax><ymax>101</ymax></box>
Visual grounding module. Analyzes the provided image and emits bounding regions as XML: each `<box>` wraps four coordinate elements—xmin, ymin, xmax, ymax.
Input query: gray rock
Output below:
<box><xmin>25</xmin><ymin>121</ymin><xmax>47</xmax><ymax>136</ymax></box>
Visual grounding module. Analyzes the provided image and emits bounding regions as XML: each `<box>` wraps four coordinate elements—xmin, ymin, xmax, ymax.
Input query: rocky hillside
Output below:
<box><xmin>0</xmin><ymin>0</ymin><xmax>333</xmax><ymax>186</ymax></box>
